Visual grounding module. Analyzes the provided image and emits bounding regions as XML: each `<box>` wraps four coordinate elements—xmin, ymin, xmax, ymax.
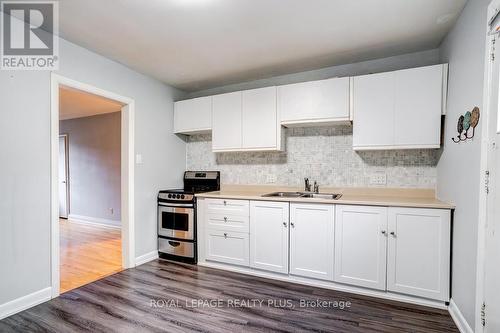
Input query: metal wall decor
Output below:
<box><xmin>452</xmin><ymin>107</ymin><xmax>480</xmax><ymax>143</ymax></box>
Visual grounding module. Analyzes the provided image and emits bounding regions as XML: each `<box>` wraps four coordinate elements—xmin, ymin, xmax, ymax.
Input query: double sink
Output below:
<box><xmin>262</xmin><ymin>191</ymin><xmax>342</xmax><ymax>200</ymax></box>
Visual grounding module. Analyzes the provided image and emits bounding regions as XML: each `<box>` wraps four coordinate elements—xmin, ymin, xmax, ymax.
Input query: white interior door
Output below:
<box><xmin>58</xmin><ymin>135</ymin><xmax>69</xmax><ymax>218</ymax></box>
<box><xmin>484</xmin><ymin>26</ymin><xmax>500</xmax><ymax>333</ymax></box>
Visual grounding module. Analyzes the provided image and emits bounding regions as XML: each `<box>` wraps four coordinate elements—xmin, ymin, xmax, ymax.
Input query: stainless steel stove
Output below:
<box><xmin>157</xmin><ymin>171</ymin><xmax>220</xmax><ymax>263</ymax></box>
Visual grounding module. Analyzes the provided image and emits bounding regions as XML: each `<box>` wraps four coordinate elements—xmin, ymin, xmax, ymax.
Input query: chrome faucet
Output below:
<box><xmin>313</xmin><ymin>181</ymin><xmax>319</xmax><ymax>193</ymax></box>
<box><xmin>304</xmin><ymin>178</ymin><xmax>311</xmax><ymax>192</ymax></box>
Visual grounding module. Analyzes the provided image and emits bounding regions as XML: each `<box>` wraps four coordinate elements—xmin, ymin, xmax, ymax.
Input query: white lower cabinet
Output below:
<box><xmin>387</xmin><ymin>207</ymin><xmax>450</xmax><ymax>301</ymax></box>
<box><xmin>205</xmin><ymin>229</ymin><xmax>249</xmax><ymax>266</ymax></box>
<box><xmin>334</xmin><ymin>205</ymin><xmax>388</xmax><ymax>290</ymax></box>
<box><xmin>249</xmin><ymin>201</ymin><xmax>289</xmax><ymax>274</ymax></box>
<box><xmin>289</xmin><ymin>203</ymin><xmax>335</xmax><ymax>281</ymax></box>
<box><xmin>200</xmin><ymin>198</ymin><xmax>451</xmax><ymax>304</ymax></box>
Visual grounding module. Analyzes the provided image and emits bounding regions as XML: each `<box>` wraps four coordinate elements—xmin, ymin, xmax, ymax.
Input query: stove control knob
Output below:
<box><xmin>167</xmin><ymin>194</ymin><xmax>172</xmax><ymax>198</ymax></box>
<box><xmin>176</xmin><ymin>194</ymin><xmax>181</xmax><ymax>199</ymax></box>
<box><xmin>181</xmin><ymin>194</ymin><xmax>185</xmax><ymax>199</ymax></box>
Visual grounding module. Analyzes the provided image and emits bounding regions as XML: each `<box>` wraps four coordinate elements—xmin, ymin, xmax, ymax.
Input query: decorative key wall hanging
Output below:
<box><xmin>452</xmin><ymin>107</ymin><xmax>480</xmax><ymax>143</ymax></box>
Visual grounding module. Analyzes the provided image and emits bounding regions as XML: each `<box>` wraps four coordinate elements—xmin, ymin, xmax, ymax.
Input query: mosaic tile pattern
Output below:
<box><xmin>186</xmin><ymin>125</ymin><xmax>439</xmax><ymax>188</ymax></box>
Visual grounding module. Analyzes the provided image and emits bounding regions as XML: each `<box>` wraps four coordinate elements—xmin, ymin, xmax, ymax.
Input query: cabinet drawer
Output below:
<box><xmin>205</xmin><ymin>229</ymin><xmax>249</xmax><ymax>267</ymax></box>
<box><xmin>206</xmin><ymin>213</ymin><xmax>249</xmax><ymax>232</ymax></box>
<box><xmin>206</xmin><ymin>199</ymin><xmax>249</xmax><ymax>216</ymax></box>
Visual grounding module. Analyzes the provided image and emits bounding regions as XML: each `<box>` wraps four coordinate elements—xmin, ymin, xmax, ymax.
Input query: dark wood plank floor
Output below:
<box><xmin>0</xmin><ymin>260</ymin><xmax>458</xmax><ymax>333</ymax></box>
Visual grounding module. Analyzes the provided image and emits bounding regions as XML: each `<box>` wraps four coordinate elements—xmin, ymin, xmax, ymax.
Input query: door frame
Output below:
<box><xmin>50</xmin><ymin>73</ymin><xmax>136</xmax><ymax>298</ymax></box>
<box><xmin>475</xmin><ymin>0</ymin><xmax>500</xmax><ymax>331</ymax></box>
<box><xmin>58</xmin><ymin>134</ymin><xmax>69</xmax><ymax>218</ymax></box>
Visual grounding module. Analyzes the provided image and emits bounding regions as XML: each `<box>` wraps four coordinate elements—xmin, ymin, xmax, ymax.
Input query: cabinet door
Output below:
<box><xmin>242</xmin><ymin>87</ymin><xmax>278</xmax><ymax>150</ymax></box>
<box><xmin>352</xmin><ymin>72</ymin><xmax>395</xmax><ymax>149</ymax></box>
<box><xmin>279</xmin><ymin>77</ymin><xmax>350</xmax><ymax>125</ymax></box>
<box><xmin>173</xmin><ymin>96</ymin><xmax>212</xmax><ymax>134</ymax></box>
<box><xmin>212</xmin><ymin>91</ymin><xmax>242</xmax><ymax>151</ymax></box>
<box><xmin>394</xmin><ymin>65</ymin><xmax>443</xmax><ymax>148</ymax></box>
<box><xmin>387</xmin><ymin>208</ymin><xmax>450</xmax><ymax>301</ymax></box>
<box><xmin>290</xmin><ymin>203</ymin><xmax>334</xmax><ymax>281</ymax></box>
<box><xmin>250</xmin><ymin>201</ymin><xmax>289</xmax><ymax>274</ymax></box>
<box><xmin>334</xmin><ymin>205</ymin><xmax>388</xmax><ymax>290</ymax></box>
<box><xmin>206</xmin><ymin>229</ymin><xmax>249</xmax><ymax>266</ymax></box>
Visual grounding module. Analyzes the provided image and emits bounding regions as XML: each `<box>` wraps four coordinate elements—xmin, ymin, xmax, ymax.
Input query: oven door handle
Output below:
<box><xmin>158</xmin><ymin>202</ymin><xmax>194</xmax><ymax>208</ymax></box>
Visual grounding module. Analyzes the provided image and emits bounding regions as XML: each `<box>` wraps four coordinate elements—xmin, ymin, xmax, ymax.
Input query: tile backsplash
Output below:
<box><xmin>186</xmin><ymin>125</ymin><xmax>439</xmax><ymax>188</ymax></box>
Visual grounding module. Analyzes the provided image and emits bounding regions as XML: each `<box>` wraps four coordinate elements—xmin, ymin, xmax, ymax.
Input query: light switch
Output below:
<box><xmin>136</xmin><ymin>154</ymin><xmax>143</xmax><ymax>164</ymax></box>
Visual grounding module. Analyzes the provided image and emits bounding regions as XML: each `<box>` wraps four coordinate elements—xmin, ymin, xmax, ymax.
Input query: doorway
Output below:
<box><xmin>59</xmin><ymin>134</ymin><xmax>69</xmax><ymax>219</ymax></box>
<box><xmin>50</xmin><ymin>74</ymin><xmax>136</xmax><ymax>298</ymax></box>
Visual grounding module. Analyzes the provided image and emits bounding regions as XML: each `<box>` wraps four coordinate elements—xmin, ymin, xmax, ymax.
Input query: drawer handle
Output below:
<box><xmin>168</xmin><ymin>241</ymin><xmax>181</xmax><ymax>247</ymax></box>
<box><xmin>224</xmin><ymin>216</ymin><xmax>228</xmax><ymax>222</ymax></box>
<box><xmin>224</xmin><ymin>233</ymin><xmax>228</xmax><ymax>238</ymax></box>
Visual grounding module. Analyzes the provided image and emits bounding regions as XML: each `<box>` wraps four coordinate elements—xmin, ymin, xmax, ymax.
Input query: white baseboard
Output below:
<box><xmin>0</xmin><ymin>287</ymin><xmax>52</xmax><ymax>320</ymax></box>
<box><xmin>135</xmin><ymin>250</ymin><xmax>158</xmax><ymax>266</ymax></box>
<box><xmin>448</xmin><ymin>299</ymin><xmax>474</xmax><ymax>333</ymax></box>
<box><xmin>67</xmin><ymin>214</ymin><xmax>121</xmax><ymax>229</ymax></box>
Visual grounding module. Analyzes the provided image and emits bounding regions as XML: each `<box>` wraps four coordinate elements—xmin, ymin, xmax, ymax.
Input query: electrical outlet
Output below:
<box><xmin>370</xmin><ymin>172</ymin><xmax>387</xmax><ymax>186</ymax></box>
<box><xmin>266</xmin><ymin>174</ymin><xmax>277</xmax><ymax>183</ymax></box>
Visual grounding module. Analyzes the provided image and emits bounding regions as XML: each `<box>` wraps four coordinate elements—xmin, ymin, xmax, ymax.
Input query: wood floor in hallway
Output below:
<box><xmin>1</xmin><ymin>259</ymin><xmax>458</xmax><ymax>333</ymax></box>
<box><xmin>59</xmin><ymin>218</ymin><xmax>122</xmax><ymax>293</ymax></box>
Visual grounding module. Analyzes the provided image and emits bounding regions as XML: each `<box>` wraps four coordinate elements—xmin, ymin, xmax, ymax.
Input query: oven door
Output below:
<box><xmin>158</xmin><ymin>203</ymin><xmax>194</xmax><ymax>240</ymax></box>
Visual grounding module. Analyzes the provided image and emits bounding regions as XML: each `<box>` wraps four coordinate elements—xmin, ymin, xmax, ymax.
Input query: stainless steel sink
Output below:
<box><xmin>261</xmin><ymin>191</ymin><xmax>304</xmax><ymax>198</ymax></box>
<box><xmin>300</xmin><ymin>193</ymin><xmax>342</xmax><ymax>200</ymax></box>
<box><xmin>262</xmin><ymin>192</ymin><xmax>342</xmax><ymax>200</ymax></box>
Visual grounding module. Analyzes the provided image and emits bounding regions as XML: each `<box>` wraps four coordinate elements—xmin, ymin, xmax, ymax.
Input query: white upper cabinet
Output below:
<box><xmin>174</xmin><ymin>96</ymin><xmax>212</xmax><ymax>134</ymax></box>
<box><xmin>278</xmin><ymin>77</ymin><xmax>350</xmax><ymax>126</ymax></box>
<box><xmin>334</xmin><ymin>205</ymin><xmax>388</xmax><ymax>291</ymax></box>
<box><xmin>249</xmin><ymin>201</ymin><xmax>289</xmax><ymax>274</ymax></box>
<box><xmin>212</xmin><ymin>88</ymin><xmax>282</xmax><ymax>152</ymax></box>
<box><xmin>387</xmin><ymin>207</ymin><xmax>450</xmax><ymax>301</ymax></box>
<box><xmin>352</xmin><ymin>64</ymin><xmax>446</xmax><ymax>150</ymax></box>
<box><xmin>212</xmin><ymin>91</ymin><xmax>243</xmax><ymax>151</ymax></box>
<box><xmin>394</xmin><ymin>66</ymin><xmax>444</xmax><ymax>146</ymax></box>
<box><xmin>242</xmin><ymin>87</ymin><xmax>280</xmax><ymax>150</ymax></box>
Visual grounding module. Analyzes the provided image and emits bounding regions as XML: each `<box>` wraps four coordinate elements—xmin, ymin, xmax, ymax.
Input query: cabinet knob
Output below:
<box><xmin>381</xmin><ymin>230</ymin><xmax>387</xmax><ymax>235</ymax></box>
<box><xmin>390</xmin><ymin>231</ymin><xmax>396</xmax><ymax>237</ymax></box>
<box><xmin>290</xmin><ymin>222</ymin><xmax>295</xmax><ymax>228</ymax></box>
<box><xmin>223</xmin><ymin>200</ymin><xmax>227</xmax><ymax>205</ymax></box>
<box><xmin>283</xmin><ymin>222</ymin><xmax>287</xmax><ymax>227</ymax></box>
<box><xmin>224</xmin><ymin>233</ymin><xmax>227</xmax><ymax>238</ymax></box>
<box><xmin>224</xmin><ymin>216</ymin><xmax>228</xmax><ymax>222</ymax></box>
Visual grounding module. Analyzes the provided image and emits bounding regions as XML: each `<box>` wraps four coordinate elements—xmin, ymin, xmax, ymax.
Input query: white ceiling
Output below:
<box><xmin>59</xmin><ymin>87</ymin><xmax>124</xmax><ymax>120</ymax></box>
<box><xmin>58</xmin><ymin>0</ymin><xmax>467</xmax><ymax>92</ymax></box>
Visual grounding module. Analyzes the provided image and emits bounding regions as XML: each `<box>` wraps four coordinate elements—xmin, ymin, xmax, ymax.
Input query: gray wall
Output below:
<box><xmin>0</xmin><ymin>33</ymin><xmax>186</xmax><ymax>306</ymax></box>
<box><xmin>438</xmin><ymin>0</ymin><xmax>489</xmax><ymax>328</ymax></box>
<box><xmin>186</xmin><ymin>50</ymin><xmax>442</xmax><ymax>189</ymax></box>
<box><xmin>60</xmin><ymin>112</ymin><xmax>122</xmax><ymax>223</ymax></box>
<box><xmin>188</xmin><ymin>49</ymin><xmax>440</xmax><ymax>98</ymax></box>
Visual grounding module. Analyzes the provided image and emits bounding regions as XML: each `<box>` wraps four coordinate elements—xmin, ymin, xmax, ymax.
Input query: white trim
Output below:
<box><xmin>50</xmin><ymin>73</ymin><xmax>135</xmax><ymax>299</ymax></box>
<box><xmin>135</xmin><ymin>251</ymin><xmax>159</xmax><ymax>266</ymax></box>
<box><xmin>197</xmin><ymin>261</ymin><xmax>448</xmax><ymax>310</ymax></box>
<box><xmin>67</xmin><ymin>214</ymin><xmax>121</xmax><ymax>229</ymax></box>
<box><xmin>449</xmin><ymin>299</ymin><xmax>474</xmax><ymax>333</ymax></box>
<box><xmin>475</xmin><ymin>2</ymin><xmax>500</xmax><ymax>332</ymax></box>
<box><xmin>0</xmin><ymin>287</ymin><xmax>52</xmax><ymax>320</ymax></box>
